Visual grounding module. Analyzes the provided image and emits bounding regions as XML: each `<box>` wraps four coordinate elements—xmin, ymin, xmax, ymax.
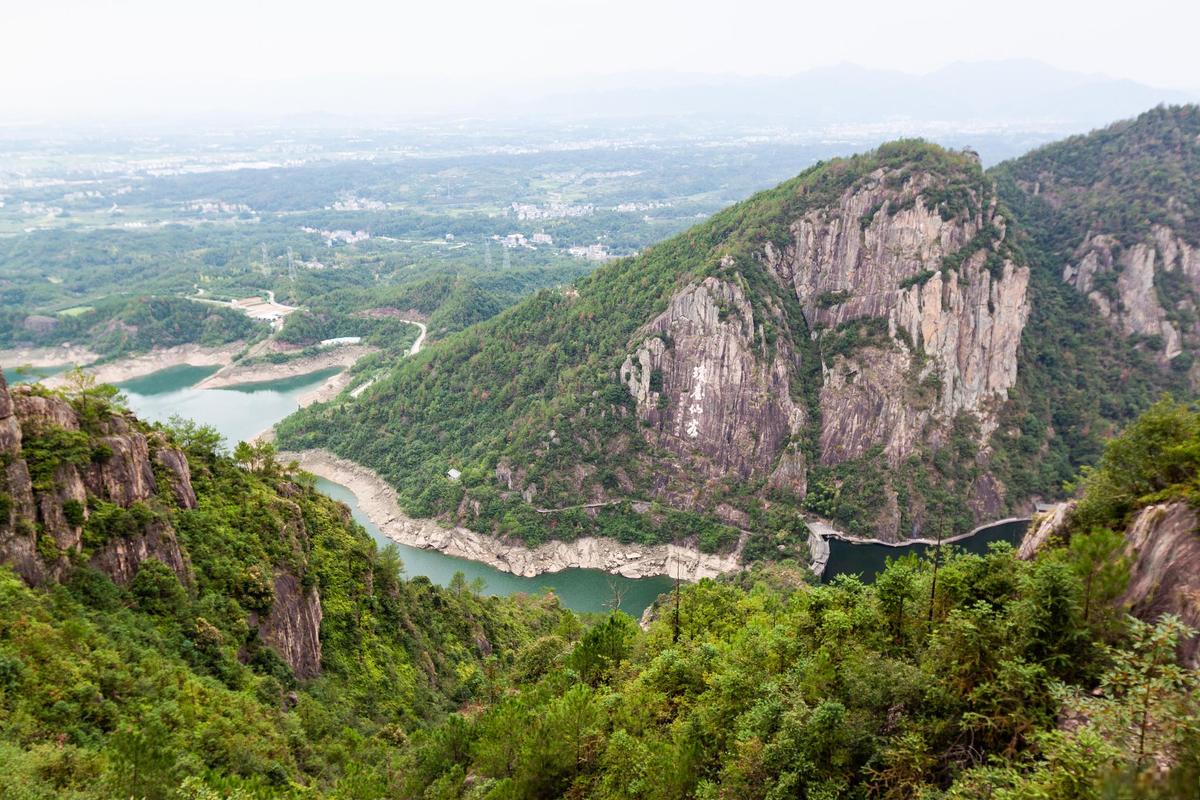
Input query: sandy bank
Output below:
<box><xmin>38</xmin><ymin>343</ymin><xmax>243</xmax><ymax>388</ymax></box>
<box><xmin>196</xmin><ymin>345</ymin><xmax>377</xmax><ymax>390</ymax></box>
<box><xmin>280</xmin><ymin>448</ymin><xmax>741</xmax><ymax>581</ymax></box>
<box><xmin>0</xmin><ymin>344</ymin><xmax>101</xmax><ymax>370</ymax></box>
<box><xmin>298</xmin><ymin>370</ymin><xmax>357</xmax><ymax>408</ymax></box>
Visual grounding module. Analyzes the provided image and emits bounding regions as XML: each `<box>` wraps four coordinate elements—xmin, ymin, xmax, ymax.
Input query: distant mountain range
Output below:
<box><xmin>531</xmin><ymin>60</ymin><xmax>1195</xmax><ymax>130</ymax></box>
<box><xmin>20</xmin><ymin>60</ymin><xmax>1196</xmax><ymax>137</ymax></box>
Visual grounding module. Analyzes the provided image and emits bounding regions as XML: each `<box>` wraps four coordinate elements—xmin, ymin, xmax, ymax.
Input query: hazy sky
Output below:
<box><xmin>3</xmin><ymin>0</ymin><xmax>1198</xmax><ymax>117</ymax></box>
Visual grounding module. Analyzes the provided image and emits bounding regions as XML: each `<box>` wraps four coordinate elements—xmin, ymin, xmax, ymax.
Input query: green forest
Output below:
<box><xmin>2</xmin><ymin>388</ymin><xmax>1198</xmax><ymax>798</ymax></box>
<box><xmin>276</xmin><ymin>129</ymin><xmax>1193</xmax><ymax>552</ymax></box>
<box><xmin>0</xmin><ymin>296</ymin><xmax>263</xmax><ymax>358</ymax></box>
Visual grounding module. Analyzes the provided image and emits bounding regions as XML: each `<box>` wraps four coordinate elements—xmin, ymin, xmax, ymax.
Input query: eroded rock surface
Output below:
<box><xmin>252</xmin><ymin>572</ymin><xmax>324</xmax><ymax>681</ymax></box>
<box><xmin>621</xmin><ymin>277</ymin><xmax>806</xmax><ymax>479</ymax></box>
<box><xmin>1064</xmin><ymin>225</ymin><xmax>1199</xmax><ymax>362</ymax></box>
<box><xmin>619</xmin><ymin>166</ymin><xmax>1029</xmax><ymax>539</ymax></box>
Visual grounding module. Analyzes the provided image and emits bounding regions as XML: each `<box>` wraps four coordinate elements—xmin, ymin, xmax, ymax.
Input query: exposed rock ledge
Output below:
<box><xmin>3</xmin><ymin>342</ymin><xmax>243</xmax><ymax>387</ymax></box>
<box><xmin>196</xmin><ymin>345</ymin><xmax>377</xmax><ymax>390</ymax></box>
<box><xmin>279</xmin><ymin>448</ymin><xmax>741</xmax><ymax>581</ymax></box>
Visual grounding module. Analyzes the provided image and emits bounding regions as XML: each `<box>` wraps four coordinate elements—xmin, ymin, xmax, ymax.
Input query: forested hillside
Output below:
<box><xmin>278</xmin><ymin>111</ymin><xmax>1200</xmax><ymax>556</ymax></box>
<box><xmin>0</xmin><ymin>373</ymin><xmax>566</xmax><ymax>797</ymax></box>
<box><xmin>993</xmin><ymin>105</ymin><xmax>1200</xmax><ymax>366</ymax></box>
<box><xmin>0</xmin><ymin>296</ymin><xmax>262</xmax><ymax>358</ymax></box>
<box><xmin>2</xmin><ymin>375</ymin><xmax>1199</xmax><ymax>798</ymax></box>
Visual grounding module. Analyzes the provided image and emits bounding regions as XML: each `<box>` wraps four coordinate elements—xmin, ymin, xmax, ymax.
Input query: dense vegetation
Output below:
<box><xmin>0</xmin><ymin>392</ymin><xmax>568</xmax><ymax>798</ymax></box>
<box><xmin>991</xmin><ymin>105</ymin><xmax>1200</xmax><ymax>252</ymax></box>
<box><xmin>4</xmin><ymin>390</ymin><xmax>1200</xmax><ymax>798</ymax></box>
<box><xmin>986</xmin><ymin>106</ymin><xmax>1199</xmax><ymax>506</ymax></box>
<box><xmin>0</xmin><ymin>296</ymin><xmax>263</xmax><ymax>358</ymax></box>
<box><xmin>277</xmin><ymin>141</ymin><xmax>1031</xmax><ymax>548</ymax></box>
<box><xmin>337</xmin><ymin>399</ymin><xmax>1200</xmax><ymax>798</ymax></box>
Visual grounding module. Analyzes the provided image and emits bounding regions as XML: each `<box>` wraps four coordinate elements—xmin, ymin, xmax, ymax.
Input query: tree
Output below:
<box><xmin>1067</xmin><ymin>527</ymin><xmax>1130</xmax><ymax>631</ymax></box>
<box><xmin>1069</xmin><ymin>615</ymin><xmax>1199</xmax><ymax>773</ymax></box>
<box><xmin>233</xmin><ymin>439</ymin><xmax>278</xmax><ymax>475</ymax></box>
<box><xmin>130</xmin><ymin>559</ymin><xmax>188</xmax><ymax>617</ymax></box>
<box><xmin>61</xmin><ymin>367</ymin><xmax>125</xmax><ymax>430</ymax></box>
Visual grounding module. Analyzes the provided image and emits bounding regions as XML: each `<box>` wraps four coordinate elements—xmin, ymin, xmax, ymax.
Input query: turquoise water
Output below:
<box><xmin>3</xmin><ymin>365</ymin><xmax>66</xmax><ymax>384</ymax></box>
<box><xmin>118</xmin><ymin>363</ymin><xmax>672</xmax><ymax>616</ymax></box>
<box><xmin>314</xmin><ymin>477</ymin><xmax>673</xmax><ymax>615</ymax></box>
<box><xmin>118</xmin><ymin>365</ymin><xmax>340</xmax><ymax>446</ymax></box>
<box><xmin>822</xmin><ymin>519</ymin><xmax>1030</xmax><ymax>583</ymax></box>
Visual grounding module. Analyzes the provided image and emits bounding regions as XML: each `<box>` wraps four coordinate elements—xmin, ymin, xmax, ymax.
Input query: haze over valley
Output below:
<box><xmin>2</xmin><ymin>2</ymin><xmax>1200</xmax><ymax>797</ymax></box>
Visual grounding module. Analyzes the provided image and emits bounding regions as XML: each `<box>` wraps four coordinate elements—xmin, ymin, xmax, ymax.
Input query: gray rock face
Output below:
<box><xmin>253</xmin><ymin>572</ymin><xmax>323</xmax><ymax>680</ymax></box>
<box><xmin>768</xmin><ymin>173</ymin><xmax>1029</xmax><ymax>466</ymax></box>
<box><xmin>1065</xmin><ymin>225</ymin><xmax>1200</xmax><ymax>363</ymax></box>
<box><xmin>155</xmin><ymin>446</ymin><xmax>198</xmax><ymax>509</ymax></box>
<box><xmin>1121</xmin><ymin>503</ymin><xmax>1200</xmax><ymax>668</ymax></box>
<box><xmin>621</xmin><ymin>277</ymin><xmax>807</xmax><ymax>480</ymax></box>
<box><xmin>91</xmin><ymin>519</ymin><xmax>191</xmax><ymax>586</ymax></box>
<box><xmin>620</xmin><ymin>168</ymin><xmax>1029</xmax><ymax>539</ymax></box>
<box><xmin>0</xmin><ymin>376</ymin><xmax>199</xmax><ymax>587</ymax></box>
<box><xmin>83</xmin><ymin>432</ymin><xmax>157</xmax><ymax>506</ymax></box>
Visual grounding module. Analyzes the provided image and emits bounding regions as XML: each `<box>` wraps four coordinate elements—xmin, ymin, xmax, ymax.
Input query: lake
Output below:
<box><xmin>116</xmin><ymin>363</ymin><xmax>674</xmax><ymax>616</ymax></box>
<box><xmin>821</xmin><ymin>518</ymin><xmax>1031</xmax><ymax>583</ymax></box>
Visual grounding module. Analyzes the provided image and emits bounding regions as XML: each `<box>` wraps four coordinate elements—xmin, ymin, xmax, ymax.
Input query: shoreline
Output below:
<box><xmin>0</xmin><ymin>344</ymin><xmax>101</xmax><ymax>370</ymax></box>
<box><xmin>806</xmin><ymin>515</ymin><xmax>1031</xmax><ymax>548</ymax></box>
<box><xmin>196</xmin><ymin>345</ymin><xmax>377</xmax><ymax>390</ymax></box>
<box><xmin>280</xmin><ymin>447</ymin><xmax>741</xmax><ymax>581</ymax></box>
<box><xmin>36</xmin><ymin>342</ymin><xmax>244</xmax><ymax>388</ymax></box>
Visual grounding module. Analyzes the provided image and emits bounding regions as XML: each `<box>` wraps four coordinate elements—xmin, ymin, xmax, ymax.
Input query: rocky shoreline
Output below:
<box><xmin>33</xmin><ymin>343</ymin><xmax>244</xmax><ymax>388</ymax></box>
<box><xmin>0</xmin><ymin>344</ymin><xmax>101</xmax><ymax>371</ymax></box>
<box><xmin>279</xmin><ymin>448</ymin><xmax>742</xmax><ymax>581</ymax></box>
<box><xmin>196</xmin><ymin>345</ymin><xmax>376</xmax><ymax>390</ymax></box>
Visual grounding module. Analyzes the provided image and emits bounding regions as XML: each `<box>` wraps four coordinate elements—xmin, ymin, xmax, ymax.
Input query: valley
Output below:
<box><xmin>1</xmin><ymin>50</ymin><xmax>1199</xmax><ymax>794</ymax></box>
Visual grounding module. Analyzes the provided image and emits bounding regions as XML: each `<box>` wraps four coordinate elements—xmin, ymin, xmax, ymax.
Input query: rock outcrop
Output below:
<box><xmin>619</xmin><ymin>161</ymin><xmax>1030</xmax><ymax>539</ymax></box>
<box><xmin>621</xmin><ymin>276</ymin><xmax>806</xmax><ymax>480</ymax></box>
<box><xmin>768</xmin><ymin>168</ymin><xmax>1029</xmax><ymax>464</ymax></box>
<box><xmin>1120</xmin><ymin>503</ymin><xmax>1200</xmax><ymax>668</ymax></box>
<box><xmin>0</xmin><ymin>373</ymin><xmax>328</xmax><ymax>680</ymax></box>
<box><xmin>91</xmin><ymin>519</ymin><xmax>191</xmax><ymax>586</ymax></box>
<box><xmin>1064</xmin><ymin>225</ymin><xmax>1198</xmax><ymax>363</ymax></box>
<box><xmin>252</xmin><ymin>572</ymin><xmax>324</xmax><ymax>680</ymax></box>
<box><xmin>1017</xmin><ymin>500</ymin><xmax>1200</xmax><ymax>668</ymax></box>
<box><xmin>0</xmin><ymin>375</ymin><xmax>197</xmax><ymax>587</ymax></box>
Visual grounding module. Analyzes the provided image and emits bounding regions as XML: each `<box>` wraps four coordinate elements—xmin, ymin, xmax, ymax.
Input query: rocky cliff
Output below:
<box><xmin>1063</xmin><ymin>226</ymin><xmax>1198</xmax><ymax>364</ymax></box>
<box><xmin>996</xmin><ymin>105</ymin><xmax>1200</xmax><ymax>371</ymax></box>
<box><xmin>619</xmin><ymin>148</ymin><xmax>1029</xmax><ymax>539</ymax></box>
<box><xmin>620</xmin><ymin>275</ymin><xmax>807</xmax><ymax>485</ymax></box>
<box><xmin>768</xmin><ymin>166</ymin><xmax>1028</xmax><ymax>466</ymax></box>
<box><xmin>1019</xmin><ymin>499</ymin><xmax>1200</xmax><ymax>668</ymax></box>
<box><xmin>0</xmin><ymin>372</ymin><xmax>324</xmax><ymax>679</ymax></box>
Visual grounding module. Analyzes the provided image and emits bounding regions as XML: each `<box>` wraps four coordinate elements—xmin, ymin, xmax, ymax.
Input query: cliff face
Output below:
<box><xmin>767</xmin><ymin>170</ymin><xmax>1029</xmax><ymax>466</ymax></box>
<box><xmin>620</xmin><ymin>157</ymin><xmax>1030</xmax><ymax>538</ymax></box>
<box><xmin>1064</xmin><ymin>226</ymin><xmax>1199</xmax><ymax>363</ymax></box>
<box><xmin>1018</xmin><ymin>500</ymin><xmax>1200</xmax><ymax>668</ymax></box>
<box><xmin>620</xmin><ymin>276</ymin><xmax>807</xmax><ymax>484</ymax></box>
<box><xmin>0</xmin><ymin>373</ymin><xmax>323</xmax><ymax>680</ymax></box>
<box><xmin>250</xmin><ymin>572</ymin><xmax>324</xmax><ymax>681</ymax></box>
<box><xmin>996</xmin><ymin>105</ymin><xmax>1200</xmax><ymax>370</ymax></box>
<box><xmin>1120</xmin><ymin>503</ymin><xmax>1200</xmax><ymax>668</ymax></box>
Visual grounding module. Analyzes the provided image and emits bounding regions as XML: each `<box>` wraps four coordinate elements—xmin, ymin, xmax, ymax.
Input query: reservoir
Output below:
<box><xmin>18</xmin><ymin>361</ymin><xmax>1025</xmax><ymax>612</ymax></box>
<box><xmin>116</xmin><ymin>364</ymin><xmax>673</xmax><ymax>615</ymax></box>
<box><xmin>821</xmin><ymin>518</ymin><xmax>1030</xmax><ymax>583</ymax></box>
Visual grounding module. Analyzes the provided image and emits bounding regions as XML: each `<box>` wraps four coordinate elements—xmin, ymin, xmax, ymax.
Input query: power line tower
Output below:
<box><xmin>483</xmin><ymin>238</ymin><xmax>493</xmax><ymax>269</ymax></box>
<box><xmin>260</xmin><ymin>244</ymin><xmax>270</xmax><ymax>275</ymax></box>
<box><xmin>287</xmin><ymin>247</ymin><xmax>297</xmax><ymax>283</ymax></box>
<box><xmin>502</xmin><ymin>245</ymin><xmax>511</xmax><ymax>270</ymax></box>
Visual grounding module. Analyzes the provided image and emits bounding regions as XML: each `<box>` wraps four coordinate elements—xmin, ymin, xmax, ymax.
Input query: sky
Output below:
<box><xmin>2</xmin><ymin>0</ymin><xmax>1198</xmax><ymax>118</ymax></box>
